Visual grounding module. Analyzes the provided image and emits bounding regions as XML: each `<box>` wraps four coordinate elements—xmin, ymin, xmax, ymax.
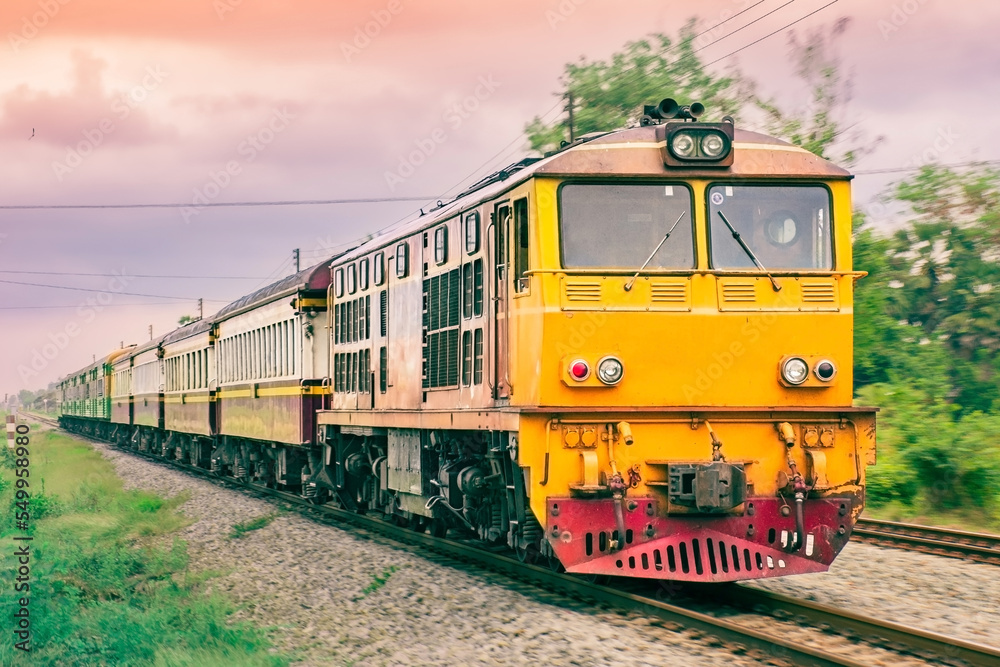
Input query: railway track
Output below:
<box><xmin>855</xmin><ymin>518</ymin><xmax>1000</xmax><ymax>566</ymax></box>
<box><xmin>21</xmin><ymin>412</ymin><xmax>1000</xmax><ymax>667</ymax></box>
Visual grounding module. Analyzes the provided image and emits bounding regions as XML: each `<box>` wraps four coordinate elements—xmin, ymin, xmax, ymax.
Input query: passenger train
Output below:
<box><xmin>57</xmin><ymin>99</ymin><xmax>876</xmax><ymax>582</ymax></box>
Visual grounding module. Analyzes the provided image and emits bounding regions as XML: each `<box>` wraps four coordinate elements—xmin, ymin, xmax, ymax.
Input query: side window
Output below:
<box><xmin>335</xmin><ymin>268</ymin><xmax>345</xmax><ymax>298</ymax></box>
<box><xmin>360</xmin><ymin>258</ymin><xmax>370</xmax><ymax>290</ymax></box>
<box><xmin>374</xmin><ymin>252</ymin><xmax>385</xmax><ymax>286</ymax></box>
<box><xmin>464</xmin><ymin>211</ymin><xmax>480</xmax><ymax>254</ymax></box>
<box><xmin>434</xmin><ymin>226</ymin><xmax>448</xmax><ymax>265</ymax></box>
<box><xmin>348</xmin><ymin>264</ymin><xmax>357</xmax><ymax>295</ymax></box>
<box><xmin>513</xmin><ymin>197</ymin><xmax>529</xmax><ymax>293</ymax></box>
<box><xmin>395</xmin><ymin>242</ymin><xmax>409</xmax><ymax>278</ymax></box>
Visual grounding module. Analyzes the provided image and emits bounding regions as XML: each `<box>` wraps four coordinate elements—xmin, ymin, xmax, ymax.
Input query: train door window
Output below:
<box><xmin>462</xmin><ymin>331</ymin><xmax>472</xmax><ymax>386</ymax></box>
<box><xmin>465</xmin><ymin>211</ymin><xmax>480</xmax><ymax>254</ymax></box>
<box><xmin>473</xmin><ymin>328</ymin><xmax>484</xmax><ymax>385</ymax></box>
<box><xmin>360</xmin><ymin>258</ymin><xmax>370</xmax><ymax>290</ymax></box>
<box><xmin>379</xmin><ymin>346</ymin><xmax>387</xmax><ymax>393</ymax></box>
<box><xmin>335</xmin><ymin>268</ymin><xmax>345</xmax><ymax>298</ymax></box>
<box><xmin>434</xmin><ymin>226</ymin><xmax>448</xmax><ymax>265</ymax></box>
<box><xmin>348</xmin><ymin>264</ymin><xmax>357</xmax><ymax>295</ymax></box>
<box><xmin>474</xmin><ymin>259</ymin><xmax>484</xmax><ymax>316</ymax></box>
<box><xmin>374</xmin><ymin>252</ymin><xmax>385</xmax><ymax>286</ymax></box>
<box><xmin>513</xmin><ymin>197</ymin><xmax>530</xmax><ymax>293</ymax></box>
<box><xmin>395</xmin><ymin>242</ymin><xmax>409</xmax><ymax>278</ymax></box>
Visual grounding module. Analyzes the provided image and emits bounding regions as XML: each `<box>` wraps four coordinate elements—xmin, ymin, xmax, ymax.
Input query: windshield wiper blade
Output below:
<box><xmin>624</xmin><ymin>211</ymin><xmax>686</xmax><ymax>292</ymax></box>
<box><xmin>716</xmin><ymin>211</ymin><xmax>782</xmax><ymax>292</ymax></box>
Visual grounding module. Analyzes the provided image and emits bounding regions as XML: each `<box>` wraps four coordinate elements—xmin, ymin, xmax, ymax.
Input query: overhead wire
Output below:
<box><xmin>0</xmin><ymin>270</ymin><xmax>268</xmax><ymax>279</ymax></box>
<box><xmin>0</xmin><ymin>277</ymin><xmax>231</xmax><ymax>302</ymax></box>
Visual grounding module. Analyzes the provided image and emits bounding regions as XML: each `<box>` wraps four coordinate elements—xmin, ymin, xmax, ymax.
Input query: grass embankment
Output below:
<box><xmin>0</xmin><ymin>422</ymin><xmax>290</xmax><ymax>666</ymax></box>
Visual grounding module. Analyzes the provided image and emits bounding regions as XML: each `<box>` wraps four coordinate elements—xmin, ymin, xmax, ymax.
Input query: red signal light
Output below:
<box><xmin>569</xmin><ymin>360</ymin><xmax>590</xmax><ymax>381</ymax></box>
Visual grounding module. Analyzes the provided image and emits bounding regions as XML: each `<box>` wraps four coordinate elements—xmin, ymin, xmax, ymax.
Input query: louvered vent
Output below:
<box><xmin>422</xmin><ymin>269</ymin><xmax>462</xmax><ymax>389</ymax></box>
<box><xmin>801</xmin><ymin>281</ymin><xmax>836</xmax><ymax>303</ymax></box>
<box><xmin>564</xmin><ymin>280</ymin><xmax>602</xmax><ymax>302</ymax></box>
<box><xmin>650</xmin><ymin>282</ymin><xmax>688</xmax><ymax>303</ymax></box>
<box><xmin>721</xmin><ymin>282</ymin><xmax>756</xmax><ymax>302</ymax></box>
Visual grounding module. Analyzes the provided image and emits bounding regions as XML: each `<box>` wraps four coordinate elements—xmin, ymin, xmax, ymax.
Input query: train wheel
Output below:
<box><xmin>429</xmin><ymin>519</ymin><xmax>448</xmax><ymax>538</ymax></box>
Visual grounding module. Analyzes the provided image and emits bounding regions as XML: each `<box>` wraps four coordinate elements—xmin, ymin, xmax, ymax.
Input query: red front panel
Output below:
<box><xmin>546</xmin><ymin>497</ymin><xmax>853</xmax><ymax>582</ymax></box>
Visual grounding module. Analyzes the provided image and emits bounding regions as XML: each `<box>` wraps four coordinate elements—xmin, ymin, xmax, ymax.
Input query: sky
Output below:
<box><xmin>1</xmin><ymin>0</ymin><xmax>998</xmax><ymax>398</ymax></box>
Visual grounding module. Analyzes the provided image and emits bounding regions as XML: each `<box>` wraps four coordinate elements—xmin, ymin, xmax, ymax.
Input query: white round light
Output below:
<box><xmin>597</xmin><ymin>356</ymin><xmax>624</xmax><ymax>385</ymax></box>
<box><xmin>782</xmin><ymin>357</ymin><xmax>809</xmax><ymax>385</ymax></box>
<box><xmin>672</xmin><ymin>133</ymin><xmax>695</xmax><ymax>157</ymax></box>
<box><xmin>701</xmin><ymin>133</ymin><xmax>726</xmax><ymax>158</ymax></box>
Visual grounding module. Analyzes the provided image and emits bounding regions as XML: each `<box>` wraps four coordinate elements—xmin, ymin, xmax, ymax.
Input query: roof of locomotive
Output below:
<box><xmin>325</xmin><ymin>123</ymin><xmax>851</xmax><ymax>267</ymax></box>
<box><xmin>60</xmin><ymin>346</ymin><xmax>135</xmax><ymax>382</ymax></box>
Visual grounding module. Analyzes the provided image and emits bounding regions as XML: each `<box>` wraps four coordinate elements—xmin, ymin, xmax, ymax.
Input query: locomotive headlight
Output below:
<box><xmin>814</xmin><ymin>359</ymin><xmax>837</xmax><ymax>382</ymax></box>
<box><xmin>701</xmin><ymin>133</ymin><xmax>726</xmax><ymax>158</ymax></box>
<box><xmin>597</xmin><ymin>356</ymin><xmax>624</xmax><ymax>385</ymax></box>
<box><xmin>671</xmin><ymin>133</ymin><xmax>696</xmax><ymax>157</ymax></box>
<box><xmin>781</xmin><ymin>357</ymin><xmax>809</xmax><ymax>385</ymax></box>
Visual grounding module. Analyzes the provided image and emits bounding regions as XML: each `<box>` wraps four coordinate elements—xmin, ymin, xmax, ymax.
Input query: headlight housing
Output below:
<box><xmin>671</xmin><ymin>133</ymin><xmax>696</xmax><ymax>158</ymax></box>
<box><xmin>814</xmin><ymin>359</ymin><xmax>836</xmax><ymax>382</ymax></box>
<box><xmin>781</xmin><ymin>357</ymin><xmax>809</xmax><ymax>385</ymax></box>
<box><xmin>597</xmin><ymin>356</ymin><xmax>624</xmax><ymax>385</ymax></box>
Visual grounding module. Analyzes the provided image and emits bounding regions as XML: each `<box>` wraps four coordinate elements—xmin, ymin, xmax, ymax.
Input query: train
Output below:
<box><xmin>56</xmin><ymin>98</ymin><xmax>876</xmax><ymax>583</ymax></box>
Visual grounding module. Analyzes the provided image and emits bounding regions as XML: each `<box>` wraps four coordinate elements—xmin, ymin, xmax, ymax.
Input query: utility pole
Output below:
<box><xmin>197</xmin><ymin>298</ymin><xmax>203</xmax><ymax>320</ymax></box>
<box><xmin>293</xmin><ymin>248</ymin><xmax>300</xmax><ymax>273</ymax></box>
<box><xmin>566</xmin><ymin>89</ymin><xmax>575</xmax><ymax>144</ymax></box>
<box><xmin>148</xmin><ymin>325</ymin><xmax>153</xmax><ymax>341</ymax></box>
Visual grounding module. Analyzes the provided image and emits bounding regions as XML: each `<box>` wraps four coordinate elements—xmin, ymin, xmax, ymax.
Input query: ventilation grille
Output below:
<box><xmin>585</xmin><ymin>534</ymin><xmax>786</xmax><ymax>575</ymax></box>
<box><xmin>650</xmin><ymin>282</ymin><xmax>688</xmax><ymax>303</ymax></box>
<box><xmin>422</xmin><ymin>269</ymin><xmax>461</xmax><ymax>389</ymax></box>
<box><xmin>564</xmin><ymin>280</ymin><xmax>602</xmax><ymax>302</ymax></box>
<box><xmin>721</xmin><ymin>282</ymin><xmax>757</xmax><ymax>303</ymax></box>
<box><xmin>801</xmin><ymin>281</ymin><xmax>836</xmax><ymax>303</ymax></box>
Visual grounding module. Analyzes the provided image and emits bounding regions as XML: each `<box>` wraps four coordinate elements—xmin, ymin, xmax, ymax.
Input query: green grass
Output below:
<box><xmin>229</xmin><ymin>513</ymin><xmax>278</xmax><ymax>539</ymax></box>
<box><xmin>0</xmin><ymin>423</ymin><xmax>290</xmax><ymax>666</ymax></box>
<box><xmin>355</xmin><ymin>565</ymin><xmax>400</xmax><ymax>600</ymax></box>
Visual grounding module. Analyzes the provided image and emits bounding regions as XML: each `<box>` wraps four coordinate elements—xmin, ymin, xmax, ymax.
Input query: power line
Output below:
<box><xmin>0</xmin><ymin>303</ymin><xmax>204</xmax><ymax>310</ymax></box>
<box><xmin>0</xmin><ymin>277</ymin><xmax>229</xmax><ymax>302</ymax></box>
<box><xmin>0</xmin><ymin>270</ymin><xmax>268</xmax><ymax>279</ymax></box>
<box><xmin>702</xmin><ymin>0</ymin><xmax>839</xmax><ymax>68</ymax></box>
<box><xmin>0</xmin><ymin>196</ymin><xmax>443</xmax><ymax>211</ymax></box>
<box><xmin>853</xmin><ymin>159</ymin><xmax>1000</xmax><ymax>175</ymax></box>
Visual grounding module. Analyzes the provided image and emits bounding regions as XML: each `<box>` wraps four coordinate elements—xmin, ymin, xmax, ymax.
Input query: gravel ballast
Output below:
<box><xmin>82</xmin><ymin>435</ymin><xmax>999</xmax><ymax>665</ymax></box>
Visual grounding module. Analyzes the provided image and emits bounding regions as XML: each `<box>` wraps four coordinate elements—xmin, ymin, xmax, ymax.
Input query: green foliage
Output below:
<box><xmin>356</xmin><ymin>565</ymin><xmax>399</xmax><ymax>600</ymax></box>
<box><xmin>229</xmin><ymin>513</ymin><xmax>277</xmax><ymax>539</ymax></box>
<box><xmin>0</xmin><ymin>430</ymin><xmax>289</xmax><ymax>666</ymax></box>
<box><xmin>525</xmin><ymin>23</ymin><xmax>750</xmax><ymax>154</ymax></box>
<box><xmin>854</xmin><ymin>163</ymin><xmax>1000</xmax><ymax>525</ymax></box>
<box><xmin>525</xmin><ymin>18</ymin><xmax>879</xmax><ymax>168</ymax></box>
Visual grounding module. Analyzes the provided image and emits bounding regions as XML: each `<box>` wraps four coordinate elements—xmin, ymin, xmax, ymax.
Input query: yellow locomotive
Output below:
<box><xmin>60</xmin><ymin>99</ymin><xmax>875</xmax><ymax>583</ymax></box>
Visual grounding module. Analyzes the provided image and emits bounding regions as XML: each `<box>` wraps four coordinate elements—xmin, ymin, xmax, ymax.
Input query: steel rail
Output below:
<box><xmin>855</xmin><ymin>517</ymin><xmax>1000</xmax><ymax>566</ymax></box>
<box><xmin>712</xmin><ymin>584</ymin><xmax>1000</xmax><ymax>667</ymax></box>
<box><xmin>22</xmin><ymin>413</ymin><xmax>1000</xmax><ymax>666</ymax></box>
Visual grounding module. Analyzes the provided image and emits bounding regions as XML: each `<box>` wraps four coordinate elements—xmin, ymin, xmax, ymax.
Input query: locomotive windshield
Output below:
<box><xmin>559</xmin><ymin>183</ymin><xmax>695</xmax><ymax>269</ymax></box>
<box><xmin>708</xmin><ymin>184</ymin><xmax>833</xmax><ymax>270</ymax></box>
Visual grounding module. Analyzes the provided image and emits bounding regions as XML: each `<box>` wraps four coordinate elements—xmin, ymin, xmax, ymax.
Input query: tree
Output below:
<box><xmin>178</xmin><ymin>315</ymin><xmax>195</xmax><ymax>326</ymax></box>
<box><xmin>525</xmin><ymin>22</ymin><xmax>750</xmax><ymax>154</ymax></box>
<box><xmin>525</xmin><ymin>18</ymin><xmax>880</xmax><ymax>167</ymax></box>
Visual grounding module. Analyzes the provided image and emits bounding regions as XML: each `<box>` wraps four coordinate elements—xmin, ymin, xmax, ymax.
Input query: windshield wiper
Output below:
<box><xmin>716</xmin><ymin>211</ymin><xmax>782</xmax><ymax>292</ymax></box>
<box><xmin>623</xmin><ymin>211</ymin><xmax>687</xmax><ymax>292</ymax></box>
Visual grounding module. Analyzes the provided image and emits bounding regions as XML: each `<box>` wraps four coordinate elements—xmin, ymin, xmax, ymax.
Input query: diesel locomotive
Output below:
<box><xmin>57</xmin><ymin>99</ymin><xmax>876</xmax><ymax>583</ymax></box>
